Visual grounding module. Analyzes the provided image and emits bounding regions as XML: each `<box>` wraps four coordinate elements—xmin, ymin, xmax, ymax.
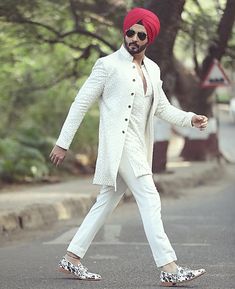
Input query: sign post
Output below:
<box><xmin>201</xmin><ymin>59</ymin><xmax>231</xmax><ymax>158</ymax></box>
<box><xmin>201</xmin><ymin>59</ymin><xmax>230</xmax><ymax>88</ymax></box>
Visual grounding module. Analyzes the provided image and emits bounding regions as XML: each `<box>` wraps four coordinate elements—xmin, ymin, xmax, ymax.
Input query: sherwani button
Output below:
<box><xmin>132</xmin><ymin>79</ymin><xmax>136</xmax><ymax>82</ymax></box>
<box><xmin>132</xmin><ymin>65</ymin><xmax>135</xmax><ymax>69</ymax></box>
<box><xmin>125</xmin><ymin>118</ymin><xmax>128</xmax><ymax>121</ymax></box>
<box><xmin>128</xmin><ymin>105</ymin><xmax>131</xmax><ymax>108</ymax></box>
<box><xmin>122</xmin><ymin>130</ymin><xmax>125</xmax><ymax>134</ymax></box>
<box><xmin>131</xmin><ymin>93</ymin><xmax>134</xmax><ymax>96</ymax></box>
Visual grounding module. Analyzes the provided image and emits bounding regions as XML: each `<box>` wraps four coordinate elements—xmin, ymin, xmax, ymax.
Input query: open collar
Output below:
<box><xmin>119</xmin><ymin>44</ymin><xmax>147</xmax><ymax>65</ymax></box>
<box><xmin>119</xmin><ymin>44</ymin><xmax>156</xmax><ymax>90</ymax></box>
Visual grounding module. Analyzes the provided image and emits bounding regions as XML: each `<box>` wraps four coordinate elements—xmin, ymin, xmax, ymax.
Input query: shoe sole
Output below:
<box><xmin>160</xmin><ymin>270</ymin><xmax>206</xmax><ymax>287</ymax></box>
<box><xmin>58</xmin><ymin>266</ymin><xmax>102</xmax><ymax>281</ymax></box>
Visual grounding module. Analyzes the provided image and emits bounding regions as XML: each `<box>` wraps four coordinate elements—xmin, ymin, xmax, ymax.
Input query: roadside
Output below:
<box><xmin>0</xmin><ymin>154</ymin><xmax>225</xmax><ymax>238</ymax></box>
<box><xmin>0</xmin><ymin>104</ymin><xmax>234</xmax><ymax>238</ymax></box>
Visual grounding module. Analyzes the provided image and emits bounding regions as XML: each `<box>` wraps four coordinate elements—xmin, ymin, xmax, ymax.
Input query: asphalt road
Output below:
<box><xmin>0</xmin><ymin>164</ymin><xmax>235</xmax><ymax>289</ymax></box>
<box><xmin>218</xmin><ymin>104</ymin><xmax>235</xmax><ymax>162</ymax></box>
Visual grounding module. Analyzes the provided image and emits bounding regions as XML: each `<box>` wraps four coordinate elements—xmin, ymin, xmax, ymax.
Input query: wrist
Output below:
<box><xmin>56</xmin><ymin>145</ymin><xmax>67</xmax><ymax>151</ymax></box>
<box><xmin>191</xmin><ymin>114</ymin><xmax>197</xmax><ymax>127</ymax></box>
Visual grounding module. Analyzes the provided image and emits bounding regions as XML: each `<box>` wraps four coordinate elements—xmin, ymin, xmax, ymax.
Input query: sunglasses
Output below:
<box><xmin>125</xmin><ymin>29</ymin><xmax>147</xmax><ymax>41</ymax></box>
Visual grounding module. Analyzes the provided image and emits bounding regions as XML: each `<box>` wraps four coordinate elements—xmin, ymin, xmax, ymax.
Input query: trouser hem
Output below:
<box><xmin>155</xmin><ymin>255</ymin><xmax>177</xmax><ymax>268</ymax></box>
<box><xmin>66</xmin><ymin>245</ymin><xmax>86</xmax><ymax>259</ymax></box>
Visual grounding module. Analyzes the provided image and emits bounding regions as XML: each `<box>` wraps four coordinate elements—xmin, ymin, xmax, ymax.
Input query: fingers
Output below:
<box><xmin>193</xmin><ymin>115</ymin><xmax>208</xmax><ymax>130</ymax></box>
<box><xmin>56</xmin><ymin>155</ymin><xmax>65</xmax><ymax>167</ymax></box>
<box><xmin>49</xmin><ymin>147</ymin><xmax>66</xmax><ymax>167</ymax></box>
<box><xmin>200</xmin><ymin>116</ymin><xmax>208</xmax><ymax>129</ymax></box>
<box><xmin>50</xmin><ymin>153</ymin><xmax>64</xmax><ymax>166</ymax></box>
<box><xmin>49</xmin><ymin>151</ymin><xmax>56</xmax><ymax>163</ymax></box>
<box><xmin>201</xmin><ymin>115</ymin><xmax>208</xmax><ymax>122</ymax></box>
<box><xmin>197</xmin><ymin>115</ymin><xmax>208</xmax><ymax>123</ymax></box>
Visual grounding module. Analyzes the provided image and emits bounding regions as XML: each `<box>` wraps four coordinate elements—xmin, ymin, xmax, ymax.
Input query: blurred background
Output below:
<box><xmin>0</xmin><ymin>0</ymin><xmax>234</xmax><ymax>185</ymax></box>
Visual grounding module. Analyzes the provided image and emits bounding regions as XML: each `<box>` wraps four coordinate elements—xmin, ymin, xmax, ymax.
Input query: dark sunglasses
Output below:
<box><xmin>125</xmin><ymin>29</ymin><xmax>147</xmax><ymax>41</ymax></box>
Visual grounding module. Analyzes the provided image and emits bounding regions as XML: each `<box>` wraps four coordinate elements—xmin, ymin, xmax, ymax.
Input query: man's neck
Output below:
<box><xmin>133</xmin><ymin>53</ymin><xmax>145</xmax><ymax>66</ymax></box>
<box><xmin>123</xmin><ymin>44</ymin><xmax>146</xmax><ymax>66</ymax></box>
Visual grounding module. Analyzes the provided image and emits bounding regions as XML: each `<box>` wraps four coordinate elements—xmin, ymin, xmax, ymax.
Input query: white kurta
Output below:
<box><xmin>124</xmin><ymin>64</ymin><xmax>153</xmax><ymax>177</ymax></box>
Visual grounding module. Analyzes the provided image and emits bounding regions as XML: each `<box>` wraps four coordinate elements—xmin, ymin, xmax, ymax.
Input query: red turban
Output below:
<box><xmin>123</xmin><ymin>7</ymin><xmax>160</xmax><ymax>44</ymax></box>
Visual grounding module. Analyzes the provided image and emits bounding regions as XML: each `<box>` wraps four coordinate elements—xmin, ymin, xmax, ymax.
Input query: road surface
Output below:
<box><xmin>0</xmin><ymin>164</ymin><xmax>234</xmax><ymax>289</ymax></box>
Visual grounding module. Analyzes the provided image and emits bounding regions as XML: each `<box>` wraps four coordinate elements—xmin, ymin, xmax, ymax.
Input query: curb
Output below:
<box><xmin>155</xmin><ymin>160</ymin><xmax>224</xmax><ymax>197</ymax></box>
<box><xmin>123</xmin><ymin>161</ymin><xmax>224</xmax><ymax>200</ymax></box>
<box><xmin>0</xmin><ymin>195</ymin><xmax>96</xmax><ymax>236</ymax></box>
<box><xmin>0</xmin><ymin>161</ymin><xmax>224</xmax><ymax>236</ymax></box>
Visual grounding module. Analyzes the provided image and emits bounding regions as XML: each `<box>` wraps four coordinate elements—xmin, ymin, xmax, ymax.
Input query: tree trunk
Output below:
<box><xmin>146</xmin><ymin>0</ymin><xmax>185</xmax><ymax>96</ymax></box>
<box><xmin>180</xmin><ymin>0</ymin><xmax>235</xmax><ymax>161</ymax></box>
<box><xmin>145</xmin><ymin>0</ymin><xmax>186</xmax><ymax>172</ymax></box>
<box><xmin>146</xmin><ymin>0</ymin><xmax>235</xmax><ymax>165</ymax></box>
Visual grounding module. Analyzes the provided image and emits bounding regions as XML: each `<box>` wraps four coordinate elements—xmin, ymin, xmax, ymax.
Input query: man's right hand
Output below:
<box><xmin>49</xmin><ymin>145</ymin><xmax>67</xmax><ymax>167</ymax></box>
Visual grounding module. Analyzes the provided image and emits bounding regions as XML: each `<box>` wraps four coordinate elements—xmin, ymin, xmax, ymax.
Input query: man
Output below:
<box><xmin>50</xmin><ymin>7</ymin><xmax>208</xmax><ymax>286</ymax></box>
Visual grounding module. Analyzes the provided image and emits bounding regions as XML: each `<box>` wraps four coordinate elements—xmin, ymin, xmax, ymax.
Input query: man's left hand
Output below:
<box><xmin>191</xmin><ymin>115</ymin><xmax>208</xmax><ymax>130</ymax></box>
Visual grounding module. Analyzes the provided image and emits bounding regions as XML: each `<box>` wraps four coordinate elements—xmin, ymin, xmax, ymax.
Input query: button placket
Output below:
<box><xmin>123</xmin><ymin>116</ymin><xmax>129</xmax><ymax>130</ymax></box>
<box><xmin>125</xmin><ymin>68</ymin><xmax>135</xmax><ymax>134</ymax></box>
<box><xmin>131</xmin><ymin>63</ymin><xmax>138</xmax><ymax>89</ymax></box>
<box><xmin>123</xmin><ymin>101</ymin><xmax>132</xmax><ymax>134</ymax></box>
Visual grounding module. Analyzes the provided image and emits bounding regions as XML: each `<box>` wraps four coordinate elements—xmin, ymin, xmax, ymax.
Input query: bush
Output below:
<box><xmin>0</xmin><ymin>138</ymin><xmax>49</xmax><ymax>182</ymax></box>
<box><xmin>15</xmin><ymin>125</ymin><xmax>55</xmax><ymax>161</ymax></box>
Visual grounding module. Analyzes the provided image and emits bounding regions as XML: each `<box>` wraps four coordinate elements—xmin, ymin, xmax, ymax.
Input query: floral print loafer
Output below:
<box><xmin>58</xmin><ymin>257</ymin><xmax>102</xmax><ymax>281</ymax></box>
<box><xmin>160</xmin><ymin>265</ymin><xmax>206</xmax><ymax>286</ymax></box>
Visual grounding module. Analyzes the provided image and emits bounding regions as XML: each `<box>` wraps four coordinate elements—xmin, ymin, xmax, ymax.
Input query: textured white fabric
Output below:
<box><xmin>56</xmin><ymin>45</ymin><xmax>195</xmax><ymax>191</ymax></box>
<box><xmin>154</xmin><ymin>118</ymin><xmax>172</xmax><ymax>141</ymax></box>
<box><xmin>67</xmin><ymin>148</ymin><xmax>177</xmax><ymax>267</ymax></box>
<box><xmin>124</xmin><ymin>64</ymin><xmax>153</xmax><ymax>177</ymax></box>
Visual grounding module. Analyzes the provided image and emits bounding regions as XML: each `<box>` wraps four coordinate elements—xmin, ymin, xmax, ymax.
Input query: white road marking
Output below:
<box><xmin>178</xmin><ymin>243</ymin><xmax>211</xmax><ymax>247</ymax></box>
<box><xmin>44</xmin><ymin>227</ymin><xmax>77</xmax><ymax>244</ymax></box>
<box><xmin>89</xmin><ymin>254</ymin><xmax>118</xmax><ymax>260</ymax></box>
<box><xmin>91</xmin><ymin>242</ymin><xmax>210</xmax><ymax>246</ymax></box>
<box><xmin>43</xmin><ymin>226</ymin><xmax>210</xmax><ymax>247</ymax></box>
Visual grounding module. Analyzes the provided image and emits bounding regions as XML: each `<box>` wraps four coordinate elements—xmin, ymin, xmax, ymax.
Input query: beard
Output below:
<box><xmin>124</xmin><ymin>38</ymin><xmax>148</xmax><ymax>55</ymax></box>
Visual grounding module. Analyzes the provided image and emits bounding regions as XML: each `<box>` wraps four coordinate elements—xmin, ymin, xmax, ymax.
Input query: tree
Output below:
<box><xmin>145</xmin><ymin>0</ymin><xmax>235</xmax><ymax>167</ymax></box>
<box><xmin>0</xmin><ymin>0</ymin><xmax>234</xmax><ymax>182</ymax></box>
<box><xmin>179</xmin><ymin>0</ymin><xmax>235</xmax><ymax>160</ymax></box>
<box><xmin>0</xmin><ymin>0</ymin><xmax>127</xmax><ymax>181</ymax></box>
<box><xmin>0</xmin><ymin>0</ymin><xmax>125</xmax><ymax>137</ymax></box>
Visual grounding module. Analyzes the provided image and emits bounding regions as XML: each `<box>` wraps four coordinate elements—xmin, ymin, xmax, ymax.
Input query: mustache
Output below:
<box><xmin>129</xmin><ymin>42</ymin><xmax>139</xmax><ymax>48</ymax></box>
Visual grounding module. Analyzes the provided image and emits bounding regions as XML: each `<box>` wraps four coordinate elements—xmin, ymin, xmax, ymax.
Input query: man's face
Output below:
<box><xmin>124</xmin><ymin>24</ymin><xmax>148</xmax><ymax>55</ymax></box>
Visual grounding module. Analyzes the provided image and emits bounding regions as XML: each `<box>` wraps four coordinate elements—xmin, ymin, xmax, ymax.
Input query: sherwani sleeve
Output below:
<box><xmin>56</xmin><ymin>59</ymin><xmax>107</xmax><ymax>150</ymax></box>
<box><xmin>154</xmin><ymin>80</ymin><xmax>195</xmax><ymax>127</ymax></box>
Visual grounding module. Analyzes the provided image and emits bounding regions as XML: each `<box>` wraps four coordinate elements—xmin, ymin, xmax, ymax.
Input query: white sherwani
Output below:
<box><xmin>56</xmin><ymin>45</ymin><xmax>194</xmax><ymax>191</ymax></box>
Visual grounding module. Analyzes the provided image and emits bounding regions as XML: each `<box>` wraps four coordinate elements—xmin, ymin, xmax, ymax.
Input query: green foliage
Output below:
<box><xmin>0</xmin><ymin>0</ymin><xmax>125</xmax><ymax>182</ymax></box>
<box><xmin>175</xmin><ymin>0</ymin><xmax>235</xmax><ymax>69</ymax></box>
<box><xmin>0</xmin><ymin>138</ymin><xmax>49</xmax><ymax>182</ymax></box>
<box><xmin>14</xmin><ymin>125</ymin><xmax>55</xmax><ymax>160</ymax></box>
<box><xmin>216</xmin><ymin>92</ymin><xmax>231</xmax><ymax>103</ymax></box>
<box><xmin>0</xmin><ymin>0</ymin><xmax>234</xmax><ymax>181</ymax></box>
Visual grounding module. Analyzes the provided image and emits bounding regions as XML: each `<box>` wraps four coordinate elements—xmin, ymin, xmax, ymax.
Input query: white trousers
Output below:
<box><xmin>67</xmin><ymin>149</ymin><xmax>177</xmax><ymax>267</ymax></box>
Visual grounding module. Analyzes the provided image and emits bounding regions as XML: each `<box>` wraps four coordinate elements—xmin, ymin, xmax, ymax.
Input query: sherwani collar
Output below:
<box><xmin>119</xmin><ymin>44</ymin><xmax>147</xmax><ymax>65</ymax></box>
<box><xmin>119</xmin><ymin>44</ymin><xmax>156</xmax><ymax>100</ymax></box>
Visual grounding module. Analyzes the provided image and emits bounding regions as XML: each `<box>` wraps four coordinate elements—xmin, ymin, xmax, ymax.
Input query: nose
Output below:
<box><xmin>132</xmin><ymin>33</ymin><xmax>138</xmax><ymax>41</ymax></box>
